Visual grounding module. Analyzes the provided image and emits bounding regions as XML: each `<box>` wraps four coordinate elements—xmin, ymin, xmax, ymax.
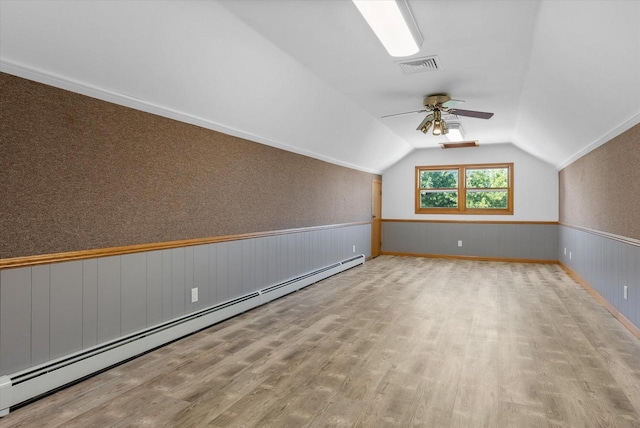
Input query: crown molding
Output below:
<box><xmin>555</xmin><ymin>110</ymin><xmax>640</xmax><ymax>171</ymax></box>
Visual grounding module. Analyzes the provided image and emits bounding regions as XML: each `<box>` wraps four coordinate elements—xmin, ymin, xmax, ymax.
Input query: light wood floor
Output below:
<box><xmin>2</xmin><ymin>256</ymin><xmax>639</xmax><ymax>427</ymax></box>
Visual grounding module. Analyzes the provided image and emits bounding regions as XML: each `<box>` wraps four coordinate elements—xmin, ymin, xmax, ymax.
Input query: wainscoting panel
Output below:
<box><xmin>121</xmin><ymin>252</ymin><xmax>147</xmax><ymax>336</ymax></box>
<box><xmin>50</xmin><ymin>261</ymin><xmax>84</xmax><ymax>361</ymax></box>
<box><xmin>0</xmin><ymin>267</ymin><xmax>31</xmax><ymax>374</ymax></box>
<box><xmin>228</xmin><ymin>240</ymin><xmax>243</xmax><ymax>301</ymax></box>
<box><xmin>193</xmin><ymin>244</ymin><xmax>210</xmax><ymax>312</ymax></box>
<box><xmin>97</xmin><ymin>256</ymin><xmax>122</xmax><ymax>343</ymax></box>
<box><xmin>559</xmin><ymin>225</ymin><xmax>639</xmax><ymax>329</ymax></box>
<box><xmin>170</xmin><ymin>247</ymin><xmax>186</xmax><ymax>319</ymax></box>
<box><xmin>31</xmin><ymin>265</ymin><xmax>50</xmax><ymax>367</ymax></box>
<box><xmin>161</xmin><ymin>250</ymin><xmax>172</xmax><ymax>322</ymax></box>
<box><xmin>146</xmin><ymin>251</ymin><xmax>164</xmax><ymax>327</ymax></box>
<box><xmin>82</xmin><ymin>259</ymin><xmax>98</xmax><ymax>349</ymax></box>
<box><xmin>0</xmin><ymin>223</ymin><xmax>371</xmax><ymax>377</ymax></box>
<box><xmin>382</xmin><ymin>221</ymin><xmax>558</xmax><ymax>261</ymax></box>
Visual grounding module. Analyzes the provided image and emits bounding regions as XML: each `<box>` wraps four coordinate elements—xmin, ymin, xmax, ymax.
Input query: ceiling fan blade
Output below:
<box><xmin>448</xmin><ymin>108</ymin><xmax>494</xmax><ymax>119</ymax></box>
<box><xmin>442</xmin><ymin>98</ymin><xmax>464</xmax><ymax>108</ymax></box>
<box><xmin>381</xmin><ymin>109</ymin><xmax>427</xmax><ymax>119</ymax></box>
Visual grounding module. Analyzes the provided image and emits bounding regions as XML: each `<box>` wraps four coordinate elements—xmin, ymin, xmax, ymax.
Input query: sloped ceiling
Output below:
<box><xmin>1</xmin><ymin>0</ymin><xmax>638</xmax><ymax>173</ymax></box>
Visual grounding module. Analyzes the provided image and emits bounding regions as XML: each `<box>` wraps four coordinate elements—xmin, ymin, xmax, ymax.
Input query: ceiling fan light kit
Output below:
<box><xmin>432</xmin><ymin>119</ymin><xmax>445</xmax><ymax>135</ymax></box>
<box><xmin>352</xmin><ymin>0</ymin><xmax>423</xmax><ymax>57</ymax></box>
<box><xmin>417</xmin><ymin>114</ymin><xmax>434</xmax><ymax>134</ymax></box>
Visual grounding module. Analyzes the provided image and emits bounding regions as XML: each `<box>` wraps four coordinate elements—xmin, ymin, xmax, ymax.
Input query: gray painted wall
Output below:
<box><xmin>559</xmin><ymin>225</ymin><xmax>639</xmax><ymax>330</ymax></box>
<box><xmin>382</xmin><ymin>222</ymin><xmax>558</xmax><ymax>261</ymax></box>
<box><xmin>0</xmin><ymin>223</ymin><xmax>371</xmax><ymax>375</ymax></box>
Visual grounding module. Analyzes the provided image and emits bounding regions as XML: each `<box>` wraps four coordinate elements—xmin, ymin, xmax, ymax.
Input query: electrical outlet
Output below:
<box><xmin>458</xmin><ymin>240</ymin><xmax>462</xmax><ymax>247</ymax></box>
<box><xmin>569</xmin><ymin>251</ymin><xmax>572</xmax><ymax>260</ymax></box>
<box><xmin>191</xmin><ymin>288</ymin><xmax>198</xmax><ymax>303</ymax></box>
<box><xmin>353</xmin><ymin>245</ymin><xmax>356</xmax><ymax>253</ymax></box>
<box><xmin>624</xmin><ymin>286</ymin><xmax>628</xmax><ymax>300</ymax></box>
<box><xmin>564</xmin><ymin>248</ymin><xmax>566</xmax><ymax>255</ymax></box>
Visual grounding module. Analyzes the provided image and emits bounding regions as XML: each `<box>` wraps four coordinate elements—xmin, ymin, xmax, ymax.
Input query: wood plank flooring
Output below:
<box><xmin>1</xmin><ymin>256</ymin><xmax>639</xmax><ymax>427</ymax></box>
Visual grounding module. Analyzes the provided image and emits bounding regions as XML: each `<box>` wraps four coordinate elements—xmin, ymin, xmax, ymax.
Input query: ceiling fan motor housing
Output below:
<box><xmin>423</xmin><ymin>94</ymin><xmax>451</xmax><ymax>108</ymax></box>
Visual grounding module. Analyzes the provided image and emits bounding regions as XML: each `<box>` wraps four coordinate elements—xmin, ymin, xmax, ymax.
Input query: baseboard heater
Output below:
<box><xmin>0</xmin><ymin>254</ymin><xmax>365</xmax><ymax>416</ymax></box>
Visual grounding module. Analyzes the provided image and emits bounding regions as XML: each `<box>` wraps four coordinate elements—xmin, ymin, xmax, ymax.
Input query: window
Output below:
<box><xmin>416</xmin><ymin>163</ymin><xmax>513</xmax><ymax>214</ymax></box>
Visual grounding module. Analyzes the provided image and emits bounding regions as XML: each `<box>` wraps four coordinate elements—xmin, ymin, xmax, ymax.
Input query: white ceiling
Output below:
<box><xmin>1</xmin><ymin>0</ymin><xmax>639</xmax><ymax>173</ymax></box>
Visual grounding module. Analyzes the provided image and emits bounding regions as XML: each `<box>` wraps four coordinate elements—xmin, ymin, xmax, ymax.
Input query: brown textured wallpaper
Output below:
<box><xmin>559</xmin><ymin>123</ymin><xmax>640</xmax><ymax>240</ymax></box>
<box><xmin>0</xmin><ymin>73</ymin><xmax>379</xmax><ymax>258</ymax></box>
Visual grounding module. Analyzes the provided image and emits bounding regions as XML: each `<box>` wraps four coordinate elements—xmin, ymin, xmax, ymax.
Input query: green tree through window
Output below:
<box><xmin>466</xmin><ymin>168</ymin><xmax>508</xmax><ymax>209</ymax></box>
<box><xmin>419</xmin><ymin>169</ymin><xmax>458</xmax><ymax>208</ymax></box>
<box><xmin>415</xmin><ymin>163</ymin><xmax>513</xmax><ymax>214</ymax></box>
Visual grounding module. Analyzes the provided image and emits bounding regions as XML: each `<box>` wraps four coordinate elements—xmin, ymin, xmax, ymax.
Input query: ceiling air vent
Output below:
<box><xmin>439</xmin><ymin>141</ymin><xmax>479</xmax><ymax>149</ymax></box>
<box><xmin>398</xmin><ymin>56</ymin><xmax>439</xmax><ymax>74</ymax></box>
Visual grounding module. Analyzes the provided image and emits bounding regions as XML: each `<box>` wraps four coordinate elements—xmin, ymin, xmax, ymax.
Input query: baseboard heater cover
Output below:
<box><xmin>0</xmin><ymin>254</ymin><xmax>365</xmax><ymax>416</ymax></box>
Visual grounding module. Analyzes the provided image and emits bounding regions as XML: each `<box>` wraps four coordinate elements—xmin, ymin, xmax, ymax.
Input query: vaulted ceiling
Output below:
<box><xmin>1</xmin><ymin>1</ymin><xmax>638</xmax><ymax>173</ymax></box>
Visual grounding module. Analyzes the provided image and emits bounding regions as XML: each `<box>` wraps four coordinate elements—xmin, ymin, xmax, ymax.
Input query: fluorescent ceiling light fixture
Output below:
<box><xmin>446</xmin><ymin>123</ymin><xmax>465</xmax><ymax>141</ymax></box>
<box><xmin>352</xmin><ymin>0</ymin><xmax>423</xmax><ymax>57</ymax></box>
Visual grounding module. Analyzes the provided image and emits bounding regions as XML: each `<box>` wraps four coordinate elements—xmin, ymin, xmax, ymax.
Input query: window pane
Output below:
<box><xmin>466</xmin><ymin>168</ymin><xmax>508</xmax><ymax>188</ymax></box>
<box><xmin>466</xmin><ymin>190</ymin><xmax>508</xmax><ymax>208</ymax></box>
<box><xmin>420</xmin><ymin>169</ymin><xmax>458</xmax><ymax>189</ymax></box>
<box><xmin>420</xmin><ymin>190</ymin><xmax>458</xmax><ymax>208</ymax></box>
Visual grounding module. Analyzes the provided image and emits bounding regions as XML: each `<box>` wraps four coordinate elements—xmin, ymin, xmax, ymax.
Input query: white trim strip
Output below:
<box><xmin>560</xmin><ymin>223</ymin><xmax>640</xmax><ymax>247</ymax></box>
<box><xmin>555</xmin><ymin>111</ymin><xmax>640</xmax><ymax>171</ymax></box>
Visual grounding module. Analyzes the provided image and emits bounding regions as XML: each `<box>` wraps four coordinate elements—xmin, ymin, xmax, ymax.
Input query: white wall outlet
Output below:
<box><xmin>353</xmin><ymin>245</ymin><xmax>356</xmax><ymax>253</ymax></box>
<box><xmin>624</xmin><ymin>286</ymin><xmax>628</xmax><ymax>300</ymax></box>
<box><xmin>569</xmin><ymin>251</ymin><xmax>572</xmax><ymax>260</ymax></box>
<box><xmin>458</xmin><ymin>240</ymin><xmax>462</xmax><ymax>247</ymax></box>
<box><xmin>564</xmin><ymin>248</ymin><xmax>566</xmax><ymax>255</ymax></box>
<box><xmin>191</xmin><ymin>288</ymin><xmax>198</xmax><ymax>303</ymax></box>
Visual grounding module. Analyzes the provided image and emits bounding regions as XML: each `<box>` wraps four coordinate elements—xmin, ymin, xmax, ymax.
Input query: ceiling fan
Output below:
<box><xmin>382</xmin><ymin>94</ymin><xmax>494</xmax><ymax>136</ymax></box>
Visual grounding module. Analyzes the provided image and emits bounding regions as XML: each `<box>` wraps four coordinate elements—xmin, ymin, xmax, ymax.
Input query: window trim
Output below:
<box><xmin>415</xmin><ymin>163</ymin><xmax>514</xmax><ymax>215</ymax></box>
